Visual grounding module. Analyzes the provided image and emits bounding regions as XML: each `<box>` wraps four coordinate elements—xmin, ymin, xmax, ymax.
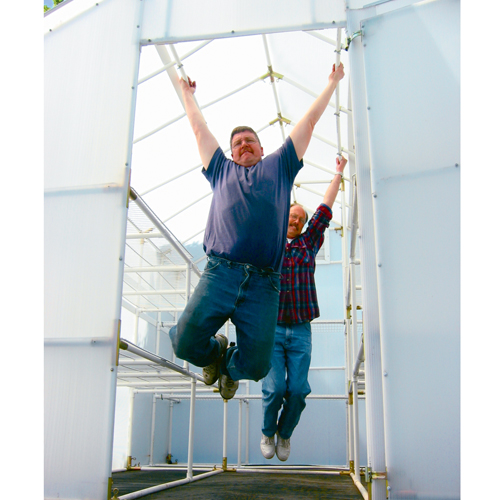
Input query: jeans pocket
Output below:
<box><xmin>267</xmin><ymin>274</ymin><xmax>281</xmax><ymax>293</ymax></box>
<box><xmin>205</xmin><ymin>258</ymin><xmax>221</xmax><ymax>272</ymax></box>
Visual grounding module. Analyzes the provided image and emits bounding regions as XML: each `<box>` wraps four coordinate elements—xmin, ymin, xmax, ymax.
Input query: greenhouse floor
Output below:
<box><xmin>112</xmin><ymin>467</ymin><xmax>367</xmax><ymax>499</ymax></box>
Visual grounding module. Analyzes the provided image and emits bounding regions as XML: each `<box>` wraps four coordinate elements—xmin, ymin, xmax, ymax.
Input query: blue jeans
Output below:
<box><xmin>261</xmin><ymin>322</ymin><xmax>312</xmax><ymax>440</ymax></box>
<box><xmin>169</xmin><ymin>256</ymin><xmax>281</xmax><ymax>382</ymax></box>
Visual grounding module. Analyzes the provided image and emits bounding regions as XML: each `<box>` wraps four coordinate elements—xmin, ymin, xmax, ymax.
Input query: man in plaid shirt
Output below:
<box><xmin>260</xmin><ymin>155</ymin><xmax>347</xmax><ymax>461</ymax></box>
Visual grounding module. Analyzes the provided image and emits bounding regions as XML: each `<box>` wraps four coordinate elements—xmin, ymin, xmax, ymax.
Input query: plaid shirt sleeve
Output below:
<box><xmin>278</xmin><ymin>204</ymin><xmax>333</xmax><ymax>324</ymax></box>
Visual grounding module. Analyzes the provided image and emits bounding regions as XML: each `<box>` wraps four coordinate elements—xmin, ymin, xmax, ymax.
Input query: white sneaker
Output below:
<box><xmin>260</xmin><ymin>434</ymin><xmax>275</xmax><ymax>459</ymax></box>
<box><xmin>276</xmin><ymin>433</ymin><xmax>290</xmax><ymax>461</ymax></box>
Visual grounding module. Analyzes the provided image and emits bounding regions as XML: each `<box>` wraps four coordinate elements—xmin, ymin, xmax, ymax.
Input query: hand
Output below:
<box><xmin>329</xmin><ymin>62</ymin><xmax>345</xmax><ymax>84</ymax></box>
<box><xmin>336</xmin><ymin>154</ymin><xmax>347</xmax><ymax>174</ymax></box>
<box><xmin>179</xmin><ymin>76</ymin><xmax>196</xmax><ymax>94</ymax></box>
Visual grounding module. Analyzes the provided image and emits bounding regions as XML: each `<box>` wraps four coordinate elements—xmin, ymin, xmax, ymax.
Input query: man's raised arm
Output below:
<box><xmin>179</xmin><ymin>77</ymin><xmax>220</xmax><ymax>170</ymax></box>
<box><xmin>323</xmin><ymin>155</ymin><xmax>347</xmax><ymax>209</ymax></box>
<box><xmin>289</xmin><ymin>63</ymin><xmax>345</xmax><ymax>162</ymax></box>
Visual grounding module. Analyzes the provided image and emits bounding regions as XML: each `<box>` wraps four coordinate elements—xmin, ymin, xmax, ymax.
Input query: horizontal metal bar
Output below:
<box><xmin>118</xmin><ymin>468</ymin><xmax>223</xmax><ymax>500</ymax></box>
<box><xmin>129</xmin><ymin>188</ymin><xmax>202</xmax><ymax>278</ymax></box>
<box><xmin>124</xmin><ymin>265</ymin><xmax>189</xmax><ymax>273</ymax></box>
<box><xmin>119</xmin><ymin>339</ymin><xmax>204</xmax><ymax>383</ymax></box>
<box><xmin>126</xmin><ymin>232</ymin><xmax>164</xmax><ymax>239</ymax></box>
<box><xmin>123</xmin><ymin>289</ymin><xmax>190</xmax><ymax>296</ymax></box>
<box><xmin>44</xmin><ymin>336</ymin><xmax>114</xmax><ymax>346</ymax></box>
<box><xmin>141</xmin><ymin>21</ymin><xmax>347</xmax><ymax>46</ymax></box>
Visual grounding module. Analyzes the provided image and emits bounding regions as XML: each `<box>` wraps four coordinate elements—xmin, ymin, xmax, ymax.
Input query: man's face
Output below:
<box><xmin>287</xmin><ymin>205</ymin><xmax>307</xmax><ymax>239</ymax></box>
<box><xmin>231</xmin><ymin>131</ymin><xmax>263</xmax><ymax>168</ymax></box>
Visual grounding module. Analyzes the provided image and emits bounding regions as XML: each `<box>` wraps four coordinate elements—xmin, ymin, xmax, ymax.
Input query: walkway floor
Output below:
<box><xmin>112</xmin><ymin>468</ymin><xmax>366</xmax><ymax>499</ymax></box>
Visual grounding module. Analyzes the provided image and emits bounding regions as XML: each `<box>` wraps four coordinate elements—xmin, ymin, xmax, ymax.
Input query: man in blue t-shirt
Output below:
<box><xmin>169</xmin><ymin>63</ymin><xmax>345</xmax><ymax>400</ymax></box>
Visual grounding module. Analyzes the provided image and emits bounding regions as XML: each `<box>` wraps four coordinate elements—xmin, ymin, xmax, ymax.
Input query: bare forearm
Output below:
<box><xmin>180</xmin><ymin>80</ymin><xmax>219</xmax><ymax>168</ymax></box>
<box><xmin>323</xmin><ymin>155</ymin><xmax>347</xmax><ymax>208</ymax></box>
<box><xmin>289</xmin><ymin>63</ymin><xmax>344</xmax><ymax>161</ymax></box>
<box><xmin>323</xmin><ymin>173</ymin><xmax>342</xmax><ymax>208</ymax></box>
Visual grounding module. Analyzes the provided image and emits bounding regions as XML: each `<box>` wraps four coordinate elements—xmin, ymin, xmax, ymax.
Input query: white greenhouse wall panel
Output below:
<box><xmin>141</xmin><ymin>0</ymin><xmax>346</xmax><ymax>43</ymax></box>
<box><xmin>362</xmin><ymin>0</ymin><xmax>460</xmax><ymax>498</ymax></box>
<box><xmin>44</xmin><ymin>0</ymin><xmax>143</xmax><ymax>498</ymax></box>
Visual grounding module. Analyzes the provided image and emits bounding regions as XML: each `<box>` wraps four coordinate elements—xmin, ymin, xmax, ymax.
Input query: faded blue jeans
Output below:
<box><xmin>261</xmin><ymin>322</ymin><xmax>312</xmax><ymax>440</ymax></box>
<box><xmin>169</xmin><ymin>256</ymin><xmax>281</xmax><ymax>382</ymax></box>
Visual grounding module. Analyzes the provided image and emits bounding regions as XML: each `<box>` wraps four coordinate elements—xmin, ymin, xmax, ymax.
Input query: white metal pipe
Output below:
<box><xmin>201</xmin><ymin>74</ymin><xmax>266</xmax><ymax>110</ymax></box>
<box><xmin>262</xmin><ymin>34</ymin><xmax>286</xmax><ymax>143</ymax></box>
<box><xmin>126</xmin><ymin>390</ymin><xmax>136</xmax><ymax>470</ymax></box>
<box><xmin>117</xmin><ymin>468</ymin><xmax>223</xmax><ymax>500</ymax></box>
<box><xmin>140</xmin><ymin>162</ymin><xmax>203</xmax><ymax>196</ymax></box>
<box><xmin>236</xmin><ymin>468</ymin><xmax>345</xmax><ymax>476</ymax></box>
<box><xmin>238</xmin><ymin>399</ymin><xmax>243</xmax><ymax>468</ymax></box>
<box><xmin>119</xmin><ymin>393</ymin><xmax>351</xmax><ymax>400</ymax></box>
<box><xmin>186</xmin><ymin>378</ymin><xmax>196</xmax><ymax>480</ymax></box>
<box><xmin>149</xmin><ymin>396</ymin><xmax>156</xmax><ymax>465</ymax></box>
<box><xmin>161</xmin><ymin>191</ymin><xmax>212</xmax><ymax>224</ymax></box>
<box><xmin>132</xmin><ymin>307</ymin><xmax>185</xmax><ymax>313</ymax></box>
<box><xmin>181</xmin><ymin>227</ymin><xmax>205</xmax><ymax>245</ymax></box>
<box><xmin>139</xmin><ymin>40</ymin><xmax>213</xmax><ymax>85</ymax></box>
<box><xmin>129</xmin><ymin>188</ymin><xmax>203</xmax><ymax>278</ymax></box>
<box><xmin>346</xmin><ymin>7</ymin><xmax>388</xmax><ymax>498</ymax></box>
<box><xmin>222</xmin><ymin>400</ymin><xmax>228</xmax><ymax>468</ymax></box>
<box><xmin>132</xmin><ymin>387</ymin><xmax>214</xmax><ymax>394</ymax></box>
<box><xmin>155</xmin><ymin>312</ymin><xmax>161</xmax><ymax>355</ymax></box>
<box><xmin>168</xmin><ymin>401</ymin><xmax>174</xmax><ymax>457</ymax></box>
<box><xmin>124</xmin><ymin>265</ymin><xmax>190</xmax><ymax>273</ymax></box>
<box><xmin>305</xmin><ymin>30</ymin><xmax>338</xmax><ymax>47</ymax></box>
<box><xmin>353</xmin><ymin>336</ymin><xmax>365</xmax><ymax>379</ymax></box>
<box><xmin>245</xmin><ymin>387</ymin><xmax>250</xmax><ymax>465</ymax></box>
<box><xmin>138</xmin><ymin>59</ymin><xmax>176</xmax><ymax>85</ymax></box>
<box><xmin>123</xmin><ymin>289</ymin><xmax>191</xmax><ymax>296</ymax></box>
<box><xmin>352</xmin><ymin>380</ymin><xmax>360</xmax><ymax>481</ymax></box>
<box><xmin>119</xmin><ymin>339</ymin><xmax>204</xmax><ymax>382</ymax></box>
<box><xmin>350</xmin><ymin>472</ymin><xmax>370</xmax><ymax>500</ymax></box>
<box><xmin>133</xmin><ymin>111</ymin><xmax>186</xmax><ymax>144</ymax></box>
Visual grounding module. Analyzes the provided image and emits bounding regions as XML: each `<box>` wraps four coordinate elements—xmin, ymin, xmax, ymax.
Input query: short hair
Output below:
<box><xmin>230</xmin><ymin>126</ymin><xmax>261</xmax><ymax>149</ymax></box>
<box><xmin>290</xmin><ymin>202</ymin><xmax>309</xmax><ymax>224</ymax></box>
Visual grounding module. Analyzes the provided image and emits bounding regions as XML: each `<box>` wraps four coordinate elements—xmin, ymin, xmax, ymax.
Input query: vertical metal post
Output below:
<box><xmin>186</xmin><ymin>378</ymin><xmax>196</xmax><ymax>480</ymax></box>
<box><xmin>245</xmin><ymin>397</ymin><xmax>250</xmax><ymax>465</ymax></box>
<box><xmin>149</xmin><ymin>396</ymin><xmax>157</xmax><ymax>465</ymax></box>
<box><xmin>168</xmin><ymin>400</ymin><xmax>174</xmax><ymax>458</ymax></box>
<box><xmin>156</xmin><ymin>312</ymin><xmax>161</xmax><ymax>355</ymax></box>
<box><xmin>222</xmin><ymin>400</ymin><xmax>228</xmax><ymax>470</ymax></box>
<box><xmin>238</xmin><ymin>399</ymin><xmax>243</xmax><ymax>468</ymax></box>
<box><xmin>346</xmin><ymin>8</ymin><xmax>388</xmax><ymax>498</ymax></box>
<box><xmin>126</xmin><ymin>390</ymin><xmax>136</xmax><ymax>468</ymax></box>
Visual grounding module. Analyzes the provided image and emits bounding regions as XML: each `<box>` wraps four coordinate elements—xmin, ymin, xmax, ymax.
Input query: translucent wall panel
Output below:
<box><xmin>141</xmin><ymin>0</ymin><xmax>346</xmax><ymax>43</ymax></box>
<box><xmin>362</xmin><ymin>0</ymin><xmax>460</xmax><ymax>498</ymax></box>
<box><xmin>44</xmin><ymin>0</ymin><xmax>142</xmax><ymax>497</ymax></box>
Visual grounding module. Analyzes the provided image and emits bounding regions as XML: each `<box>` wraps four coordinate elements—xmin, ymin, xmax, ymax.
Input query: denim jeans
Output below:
<box><xmin>169</xmin><ymin>256</ymin><xmax>281</xmax><ymax>382</ymax></box>
<box><xmin>261</xmin><ymin>322</ymin><xmax>312</xmax><ymax>440</ymax></box>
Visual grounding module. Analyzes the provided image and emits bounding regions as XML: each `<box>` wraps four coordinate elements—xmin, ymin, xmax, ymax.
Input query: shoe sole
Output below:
<box><xmin>218</xmin><ymin>376</ymin><xmax>239</xmax><ymax>400</ymax></box>
<box><xmin>202</xmin><ymin>335</ymin><xmax>228</xmax><ymax>385</ymax></box>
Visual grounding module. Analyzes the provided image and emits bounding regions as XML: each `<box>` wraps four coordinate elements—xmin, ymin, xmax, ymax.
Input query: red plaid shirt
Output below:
<box><xmin>278</xmin><ymin>204</ymin><xmax>332</xmax><ymax>324</ymax></box>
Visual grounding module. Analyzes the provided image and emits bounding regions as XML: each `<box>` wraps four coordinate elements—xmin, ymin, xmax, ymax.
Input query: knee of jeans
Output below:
<box><xmin>251</xmin><ymin>362</ymin><xmax>273</xmax><ymax>382</ymax></box>
<box><xmin>287</xmin><ymin>387</ymin><xmax>311</xmax><ymax>401</ymax></box>
<box><xmin>171</xmin><ymin>330</ymin><xmax>191</xmax><ymax>359</ymax></box>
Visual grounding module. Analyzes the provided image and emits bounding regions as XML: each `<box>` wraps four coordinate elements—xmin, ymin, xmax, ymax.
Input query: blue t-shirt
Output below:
<box><xmin>202</xmin><ymin>136</ymin><xmax>303</xmax><ymax>272</ymax></box>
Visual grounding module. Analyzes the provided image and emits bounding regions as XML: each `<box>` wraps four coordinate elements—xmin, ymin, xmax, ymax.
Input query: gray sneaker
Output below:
<box><xmin>260</xmin><ymin>434</ymin><xmax>275</xmax><ymax>459</ymax></box>
<box><xmin>218</xmin><ymin>373</ymin><xmax>239</xmax><ymax>400</ymax></box>
<box><xmin>202</xmin><ymin>334</ymin><xmax>228</xmax><ymax>385</ymax></box>
<box><xmin>276</xmin><ymin>433</ymin><xmax>290</xmax><ymax>461</ymax></box>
